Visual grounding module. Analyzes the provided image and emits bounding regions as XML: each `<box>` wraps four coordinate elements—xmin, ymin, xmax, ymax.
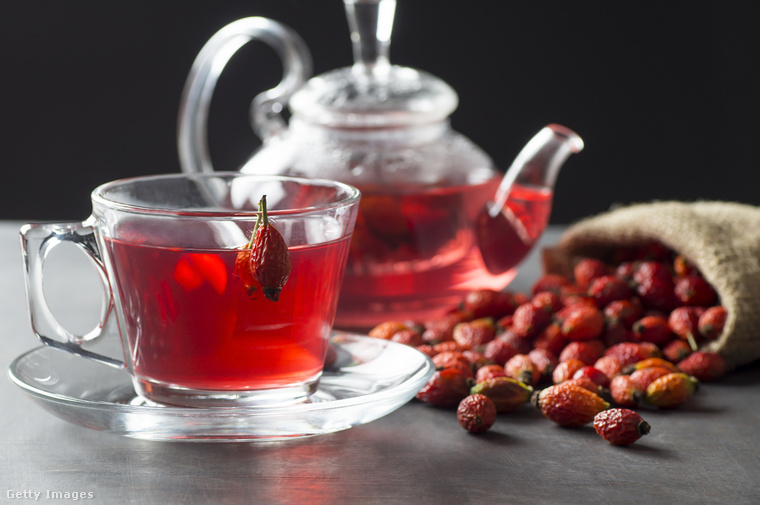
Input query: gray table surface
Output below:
<box><xmin>1</xmin><ymin>221</ymin><xmax>759</xmax><ymax>505</ymax></box>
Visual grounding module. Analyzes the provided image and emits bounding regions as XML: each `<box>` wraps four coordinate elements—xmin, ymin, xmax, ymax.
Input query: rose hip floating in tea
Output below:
<box><xmin>177</xmin><ymin>1</ymin><xmax>583</xmax><ymax>328</ymax></box>
<box><xmin>246</xmin><ymin>196</ymin><xmax>291</xmax><ymax>302</ymax></box>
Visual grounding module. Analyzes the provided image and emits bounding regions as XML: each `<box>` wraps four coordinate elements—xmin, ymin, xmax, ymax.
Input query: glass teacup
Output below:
<box><xmin>20</xmin><ymin>173</ymin><xmax>360</xmax><ymax>407</ymax></box>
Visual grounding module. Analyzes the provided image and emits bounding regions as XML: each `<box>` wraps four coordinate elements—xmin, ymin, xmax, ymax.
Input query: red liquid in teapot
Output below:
<box><xmin>105</xmin><ymin>236</ymin><xmax>350</xmax><ymax>392</ymax></box>
<box><xmin>335</xmin><ymin>179</ymin><xmax>553</xmax><ymax>330</ymax></box>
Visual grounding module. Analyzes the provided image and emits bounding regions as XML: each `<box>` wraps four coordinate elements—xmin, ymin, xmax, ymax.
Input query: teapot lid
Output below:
<box><xmin>289</xmin><ymin>0</ymin><xmax>458</xmax><ymax>129</ymax></box>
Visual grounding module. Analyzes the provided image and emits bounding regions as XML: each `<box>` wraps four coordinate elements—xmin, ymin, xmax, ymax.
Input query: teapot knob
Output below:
<box><xmin>344</xmin><ymin>0</ymin><xmax>396</xmax><ymax>80</ymax></box>
<box><xmin>177</xmin><ymin>17</ymin><xmax>312</xmax><ymax>174</ymax></box>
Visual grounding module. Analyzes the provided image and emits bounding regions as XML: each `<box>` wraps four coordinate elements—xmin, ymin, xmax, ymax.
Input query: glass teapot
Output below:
<box><xmin>177</xmin><ymin>0</ymin><xmax>583</xmax><ymax>330</ymax></box>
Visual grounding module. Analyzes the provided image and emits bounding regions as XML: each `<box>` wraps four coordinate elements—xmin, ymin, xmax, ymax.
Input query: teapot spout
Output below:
<box><xmin>476</xmin><ymin>124</ymin><xmax>583</xmax><ymax>275</ymax></box>
<box><xmin>490</xmin><ymin>124</ymin><xmax>583</xmax><ymax>218</ymax></box>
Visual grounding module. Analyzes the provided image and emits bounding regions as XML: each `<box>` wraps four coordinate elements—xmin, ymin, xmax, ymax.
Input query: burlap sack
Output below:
<box><xmin>543</xmin><ymin>201</ymin><xmax>760</xmax><ymax>368</ymax></box>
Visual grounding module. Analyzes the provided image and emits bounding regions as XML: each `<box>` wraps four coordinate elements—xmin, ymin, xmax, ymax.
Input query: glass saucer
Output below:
<box><xmin>8</xmin><ymin>333</ymin><xmax>434</xmax><ymax>443</ymax></box>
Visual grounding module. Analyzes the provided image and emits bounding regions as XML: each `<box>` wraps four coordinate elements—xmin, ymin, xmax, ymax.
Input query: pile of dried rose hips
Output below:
<box><xmin>368</xmin><ymin>242</ymin><xmax>728</xmax><ymax>445</ymax></box>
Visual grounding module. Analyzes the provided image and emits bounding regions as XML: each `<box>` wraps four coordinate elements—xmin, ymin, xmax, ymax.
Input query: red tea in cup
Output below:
<box><xmin>107</xmin><ymin>237</ymin><xmax>351</xmax><ymax>397</ymax></box>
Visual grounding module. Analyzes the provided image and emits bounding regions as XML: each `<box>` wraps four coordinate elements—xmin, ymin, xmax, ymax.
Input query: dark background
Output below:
<box><xmin>2</xmin><ymin>1</ymin><xmax>758</xmax><ymax>223</ymax></box>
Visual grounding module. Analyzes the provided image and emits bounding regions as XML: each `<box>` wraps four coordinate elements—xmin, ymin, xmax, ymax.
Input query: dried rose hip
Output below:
<box><xmin>415</xmin><ymin>344</ymin><xmax>436</xmax><ymax>358</ymax></box>
<box><xmin>673</xmin><ymin>254</ymin><xmax>697</xmax><ymax>277</ymax></box>
<box><xmin>511</xmin><ymin>303</ymin><xmax>551</xmax><ymax>338</ymax></box>
<box><xmin>594</xmin><ymin>408</ymin><xmax>651</xmax><ymax>446</ymax></box>
<box><xmin>495</xmin><ymin>314</ymin><xmax>514</xmax><ymax>330</ymax></box>
<box><xmin>391</xmin><ymin>328</ymin><xmax>424</xmax><ymax>347</ymax></box>
<box><xmin>470</xmin><ymin>377</ymin><xmax>533</xmax><ymax>413</ymax></box>
<box><xmin>234</xmin><ymin>247</ymin><xmax>259</xmax><ymax>293</ymax></box>
<box><xmin>533</xmin><ymin>382</ymin><xmax>610</xmax><ymax>428</ymax></box>
<box><xmin>593</xmin><ymin>355</ymin><xmax>623</xmax><ymax>381</ymax></box>
<box><xmin>531</xmin><ymin>290</ymin><xmax>563</xmax><ymax>313</ymax></box>
<box><xmin>601</xmin><ymin>321</ymin><xmax>633</xmax><ymax>348</ymax></box>
<box><xmin>432</xmin><ymin>340</ymin><xmax>470</xmax><ymax>354</ymax></box>
<box><xmin>609</xmin><ymin>374</ymin><xmax>641</xmax><ymax>407</ymax></box>
<box><xmin>249</xmin><ymin>196</ymin><xmax>291</xmax><ymax>302</ymax></box>
<box><xmin>416</xmin><ymin>368</ymin><xmax>473</xmax><ymax>409</ymax></box>
<box><xmin>531</xmin><ymin>273</ymin><xmax>572</xmax><ymax>295</ymax></box>
<box><xmin>432</xmin><ymin>351</ymin><xmax>474</xmax><ymax>377</ymax></box>
<box><xmin>528</xmin><ymin>348</ymin><xmax>558</xmax><ymax>381</ymax></box>
<box><xmin>504</xmin><ymin>354</ymin><xmax>539</xmax><ymax>386</ymax></box>
<box><xmin>482</xmin><ymin>337</ymin><xmax>520</xmax><ymax>366</ymax></box>
<box><xmin>572</xmin><ymin>365</ymin><xmax>610</xmax><ymax>389</ymax></box>
<box><xmin>512</xmin><ymin>292</ymin><xmax>531</xmax><ymax>306</ymax></box>
<box><xmin>422</xmin><ymin>311</ymin><xmax>472</xmax><ymax>343</ymax></box>
<box><xmin>573</xmin><ymin>258</ymin><xmax>611</xmax><ymax>289</ymax></box>
<box><xmin>603</xmin><ymin>299</ymin><xmax>643</xmax><ymax>328</ymax></box>
<box><xmin>561</xmin><ymin>377</ymin><xmax>599</xmax><ymax>394</ymax></box>
<box><xmin>453</xmin><ymin>318</ymin><xmax>496</xmax><ymax>348</ymax></box>
<box><xmin>552</xmin><ymin>359</ymin><xmax>587</xmax><ymax>384</ymax></box>
<box><xmin>668</xmin><ymin>307</ymin><xmax>704</xmax><ymax>350</ymax></box>
<box><xmin>497</xmin><ymin>329</ymin><xmax>533</xmax><ymax>354</ymax></box>
<box><xmin>632</xmin><ymin>315</ymin><xmax>673</xmax><ymax>347</ymax></box>
<box><xmin>677</xmin><ymin>351</ymin><xmax>727</xmax><ymax>382</ymax></box>
<box><xmin>627</xmin><ymin>357</ymin><xmax>678</xmax><ymax>373</ymax></box>
<box><xmin>476</xmin><ymin>364</ymin><xmax>507</xmax><ymax>383</ymax></box>
<box><xmin>588</xmin><ymin>275</ymin><xmax>633</xmax><ymax>309</ymax></box>
<box><xmin>559</xmin><ymin>340</ymin><xmax>605</xmax><ymax>366</ymax></box>
<box><xmin>559</xmin><ymin>288</ymin><xmax>596</xmax><ymax>309</ymax></box>
<box><xmin>557</xmin><ymin>304</ymin><xmax>605</xmax><ymax>341</ymax></box>
<box><xmin>644</xmin><ymin>372</ymin><xmax>698</xmax><ymax>409</ymax></box>
<box><xmin>533</xmin><ymin>323</ymin><xmax>568</xmax><ymax>356</ymax></box>
<box><xmin>604</xmin><ymin>342</ymin><xmax>661</xmax><ymax>367</ymax></box>
<box><xmin>674</xmin><ymin>275</ymin><xmax>718</xmax><ymax>307</ymax></box>
<box><xmin>698</xmin><ymin>306</ymin><xmax>727</xmax><ymax>341</ymax></box>
<box><xmin>662</xmin><ymin>338</ymin><xmax>692</xmax><ymax>363</ymax></box>
<box><xmin>457</xmin><ymin>394</ymin><xmax>497</xmax><ymax>434</ymax></box>
<box><xmin>615</xmin><ymin>261</ymin><xmax>638</xmax><ymax>281</ymax></box>
<box><xmin>632</xmin><ymin>261</ymin><xmax>677</xmax><ymax>312</ymax></box>
<box><xmin>628</xmin><ymin>366</ymin><xmax>673</xmax><ymax>392</ymax></box>
<box><xmin>463</xmin><ymin>289</ymin><xmax>517</xmax><ymax>319</ymax></box>
<box><xmin>462</xmin><ymin>349</ymin><xmax>490</xmax><ymax>371</ymax></box>
<box><xmin>369</xmin><ymin>320</ymin><xmax>409</xmax><ymax>340</ymax></box>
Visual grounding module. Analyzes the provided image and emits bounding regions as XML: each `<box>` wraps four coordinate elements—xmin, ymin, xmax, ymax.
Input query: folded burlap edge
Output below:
<box><xmin>543</xmin><ymin>200</ymin><xmax>760</xmax><ymax>369</ymax></box>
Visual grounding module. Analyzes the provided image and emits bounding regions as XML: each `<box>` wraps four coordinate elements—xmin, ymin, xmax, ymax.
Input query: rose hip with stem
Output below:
<box><xmin>246</xmin><ymin>195</ymin><xmax>292</xmax><ymax>302</ymax></box>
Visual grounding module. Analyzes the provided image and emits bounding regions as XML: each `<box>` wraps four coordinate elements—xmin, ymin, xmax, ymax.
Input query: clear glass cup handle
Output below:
<box><xmin>177</xmin><ymin>17</ymin><xmax>313</xmax><ymax>174</ymax></box>
<box><xmin>19</xmin><ymin>222</ymin><xmax>124</xmax><ymax>368</ymax></box>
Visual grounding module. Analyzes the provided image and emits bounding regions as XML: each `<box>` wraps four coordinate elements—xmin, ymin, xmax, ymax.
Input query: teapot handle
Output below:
<box><xmin>177</xmin><ymin>17</ymin><xmax>312</xmax><ymax>174</ymax></box>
